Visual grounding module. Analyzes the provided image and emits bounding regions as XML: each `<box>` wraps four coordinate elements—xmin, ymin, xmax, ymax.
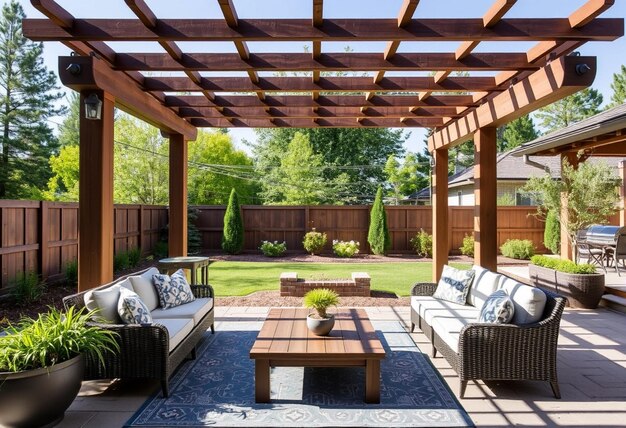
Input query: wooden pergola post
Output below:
<box><xmin>78</xmin><ymin>90</ymin><xmax>115</xmax><ymax>291</ymax></box>
<box><xmin>618</xmin><ymin>161</ymin><xmax>626</xmax><ymax>227</ymax></box>
<box><xmin>432</xmin><ymin>148</ymin><xmax>449</xmax><ymax>282</ymax></box>
<box><xmin>560</xmin><ymin>152</ymin><xmax>579</xmax><ymax>260</ymax></box>
<box><xmin>474</xmin><ymin>127</ymin><xmax>498</xmax><ymax>271</ymax></box>
<box><xmin>169</xmin><ymin>134</ymin><xmax>188</xmax><ymax>257</ymax></box>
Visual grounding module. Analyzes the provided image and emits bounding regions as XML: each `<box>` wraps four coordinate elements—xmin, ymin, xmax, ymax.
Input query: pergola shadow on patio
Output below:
<box><xmin>23</xmin><ymin>0</ymin><xmax>624</xmax><ymax>290</ymax></box>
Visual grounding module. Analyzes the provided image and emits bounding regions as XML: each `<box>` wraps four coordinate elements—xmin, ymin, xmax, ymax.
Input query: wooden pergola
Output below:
<box><xmin>23</xmin><ymin>0</ymin><xmax>623</xmax><ymax>290</ymax></box>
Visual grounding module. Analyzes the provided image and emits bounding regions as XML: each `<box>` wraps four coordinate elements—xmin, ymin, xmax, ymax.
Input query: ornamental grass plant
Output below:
<box><xmin>303</xmin><ymin>288</ymin><xmax>340</xmax><ymax>319</ymax></box>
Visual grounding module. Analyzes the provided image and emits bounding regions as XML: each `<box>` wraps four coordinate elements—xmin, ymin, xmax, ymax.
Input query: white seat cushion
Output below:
<box><xmin>151</xmin><ymin>298</ymin><xmax>213</xmax><ymax>326</ymax></box>
<box><xmin>430</xmin><ymin>316</ymin><xmax>471</xmax><ymax>354</ymax></box>
<box><xmin>85</xmin><ymin>279</ymin><xmax>133</xmax><ymax>323</ymax></box>
<box><xmin>128</xmin><ymin>274</ymin><xmax>160</xmax><ymax>311</ymax></box>
<box><xmin>498</xmin><ymin>277</ymin><xmax>547</xmax><ymax>325</ymax></box>
<box><xmin>155</xmin><ymin>318</ymin><xmax>194</xmax><ymax>351</ymax></box>
<box><xmin>468</xmin><ymin>266</ymin><xmax>501</xmax><ymax>308</ymax></box>
<box><xmin>412</xmin><ymin>296</ymin><xmax>479</xmax><ymax>325</ymax></box>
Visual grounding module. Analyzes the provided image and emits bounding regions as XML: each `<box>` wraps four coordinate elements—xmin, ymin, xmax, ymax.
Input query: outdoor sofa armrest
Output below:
<box><xmin>83</xmin><ymin>321</ymin><xmax>170</xmax><ymax>380</ymax></box>
<box><xmin>190</xmin><ymin>283</ymin><xmax>214</xmax><ymax>299</ymax></box>
<box><xmin>410</xmin><ymin>282</ymin><xmax>437</xmax><ymax>296</ymax></box>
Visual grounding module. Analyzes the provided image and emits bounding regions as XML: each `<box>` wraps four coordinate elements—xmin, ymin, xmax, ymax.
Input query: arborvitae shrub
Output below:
<box><xmin>367</xmin><ymin>187</ymin><xmax>390</xmax><ymax>255</ymax></box>
<box><xmin>544</xmin><ymin>210</ymin><xmax>561</xmax><ymax>255</ymax></box>
<box><xmin>222</xmin><ymin>189</ymin><xmax>244</xmax><ymax>254</ymax></box>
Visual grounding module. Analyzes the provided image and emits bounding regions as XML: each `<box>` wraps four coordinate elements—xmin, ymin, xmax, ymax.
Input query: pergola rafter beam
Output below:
<box><xmin>144</xmin><ymin>76</ymin><xmax>500</xmax><ymax>93</ymax></box>
<box><xmin>428</xmin><ymin>56</ymin><xmax>597</xmax><ymax>151</ymax></box>
<box><xmin>189</xmin><ymin>117</ymin><xmax>443</xmax><ymax>128</ymax></box>
<box><xmin>23</xmin><ymin>18</ymin><xmax>622</xmax><ymax>42</ymax></box>
<box><xmin>312</xmin><ymin>0</ymin><xmax>323</xmax><ymax>98</ymax></box>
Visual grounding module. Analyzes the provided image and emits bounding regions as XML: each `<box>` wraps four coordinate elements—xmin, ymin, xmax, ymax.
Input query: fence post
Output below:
<box><xmin>139</xmin><ymin>204</ymin><xmax>145</xmax><ymax>256</ymax></box>
<box><xmin>39</xmin><ymin>201</ymin><xmax>49</xmax><ymax>281</ymax></box>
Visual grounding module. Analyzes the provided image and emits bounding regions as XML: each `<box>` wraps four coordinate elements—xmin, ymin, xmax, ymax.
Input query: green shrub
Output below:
<box><xmin>65</xmin><ymin>260</ymin><xmax>78</xmax><ymax>286</ymax></box>
<box><xmin>153</xmin><ymin>240</ymin><xmax>168</xmax><ymax>259</ymax></box>
<box><xmin>222</xmin><ymin>189</ymin><xmax>244</xmax><ymax>254</ymax></box>
<box><xmin>10</xmin><ymin>272</ymin><xmax>45</xmax><ymax>306</ymax></box>
<box><xmin>128</xmin><ymin>247</ymin><xmax>141</xmax><ymax>267</ymax></box>
<box><xmin>332</xmin><ymin>240</ymin><xmax>360</xmax><ymax>258</ymax></box>
<box><xmin>259</xmin><ymin>240</ymin><xmax>287</xmax><ymax>257</ymax></box>
<box><xmin>410</xmin><ymin>229</ymin><xmax>433</xmax><ymax>258</ymax></box>
<box><xmin>303</xmin><ymin>288</ymin><xmax>340</xmax><ymax>319</ymax></box>
<box><xmin>367</xmin><ymin>187</ymin><xmax>390</xmax><ymax>255</ymax></box>
<box><xmin>0</xmin><ymin>307</ymin><xmax>119</xmax><ymax>372</ymax></box>
<box><xmin>500</xmin><ymin>239</ymin><xmax>535</xmax><ymax>260</ymax></box>
<box><xmin>114</xmin><ymin>251</ymin><xmax>130</xmax><ymax>272</ymax></box>
<box><xmin>303</xmin><ymin>228</ymin><xmax>327</xmax><ymax>255</ymax></box>
<box><xmin>531</xmin><ymin>255</ymin><xmax>597</xmax><ymax>274</ymax></box>
<box><xmin>188</xmin><ymin>207</ymin><xmax>202</xmax><ymax>255</ymax></box>
<box><xmin>544</xmin><ymin>210</ymin><xmax>560</xmax><ymax>255</ymax></box>
<box><xmin>460</xmin><ymin>234</ymin><xmax>474</xmax><ymax>257</ymax></box>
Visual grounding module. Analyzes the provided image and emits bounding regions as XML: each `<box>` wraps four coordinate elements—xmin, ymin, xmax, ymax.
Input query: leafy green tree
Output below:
<box><xmin>449</xmin><ymin>141</ymin><xmax>474</xmax><ymax>174</ymax></box>
<box><xmin>522</xmin><ymin>159</ymin><xmax>620</xmax><ymax>261</ymax></box>
<box><xmin>0</xmin><ymin>1</ymin><xmax>65</xmax><ymax>198</ymax></box>
<box><xmin>114</xmin><ymin>116</ymin><xmax>169</xmax><ymax>204</ymax></box>
<box><xmin>222</xmin><ymin>189</ymin><xmax>244</xmax><ymax>254</ymax></box>
<box><xmin>536</xmin><ymin>88</ymin><xmax>603</xmax><ymax>133</ymax></box>
<box><xmin>384</xmin><ymin>152</ymin><xmax>428</xmax><ymax>204</ymax></box>
<box><xmin>252</xmin><ymin>127</ymin><xmax>406</xmax><ymax>204</ymax></box>
<box><xmin>608</xmin><ymin>64</ymin><xmax>626</xmax><ymax>108</ymax></box>
<box><xmin>384</xmin><ymin>155</ymin><xmax>402</xmax><ymax>205</ymax></box>
<box><xmin>187</xmin><ymin>130</ymin><xmax>258</xmax><ymax>205</ymax></box>
<box><xmin>497</xmin><ymin>115</ymin><xmax>539</xmax><ymax>152</ymax></box>
<box><xmin>544</xmin><ymin>210</ymin><xmax>560</xmax><ymax>255</ymax></box>
<box><xmin>44</xmin><ymin>144</ymin><xmax>79</xmax><ymax>200</ymax></box>
<box><xmin>367</xmin><ymin>187</ymin><xmax>390</xmax><ymax>255</ymax></box>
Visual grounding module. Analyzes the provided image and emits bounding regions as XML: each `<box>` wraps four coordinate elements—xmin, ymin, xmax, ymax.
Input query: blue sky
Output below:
<box><xmin>18</xmin><ymin>0</ymin><xmax>626</xmax><ymax>154</ymax></box>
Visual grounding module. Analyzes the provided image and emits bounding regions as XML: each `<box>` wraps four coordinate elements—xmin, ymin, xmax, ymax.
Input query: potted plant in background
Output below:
<box><xmin>303</xmin><ymin>288</ymin><xmax>340</xmax><ymax>336</ymax></box>
<box><xmin>0</xmin><ymin>307</ymin><xmax>119</xmax><ymax>428</ymax></box>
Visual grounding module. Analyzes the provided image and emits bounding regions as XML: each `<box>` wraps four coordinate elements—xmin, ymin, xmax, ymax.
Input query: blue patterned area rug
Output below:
<box><xmin>125</xmin><ymin>320</ymin><xmax>473</xmax><ymax>427</ymax></box>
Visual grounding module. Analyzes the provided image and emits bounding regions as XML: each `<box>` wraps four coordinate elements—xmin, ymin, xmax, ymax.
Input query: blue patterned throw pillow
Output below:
<box><xmin>433</xmin><ymin>265</ymin><xmax>475</xmax><ymax>305</ymax></box>
<box><xmin>478</xmin><ymin>289</ymin><xmax>515</xmax><ymax>324</ymax></box>
<box><xmin>152</xmin><ymin>269</ymin><xmax>195</xmax><ymax>309</ymax></box>
<box><xmin>117</xmin><ymin>287</ymin><xmax>152</xmax><ymax>324</ymax></box>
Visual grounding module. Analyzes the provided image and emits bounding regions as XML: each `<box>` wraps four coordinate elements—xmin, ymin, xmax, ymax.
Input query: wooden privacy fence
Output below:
<box><xmin>194</xmin><ymin>205</ymin><xmax>552</xmax><ymax>254</ymax></box>
<box><xmin>0</xmin><ymin>200</ymin><xmax>167</xmax><ymax>292</ymax></box>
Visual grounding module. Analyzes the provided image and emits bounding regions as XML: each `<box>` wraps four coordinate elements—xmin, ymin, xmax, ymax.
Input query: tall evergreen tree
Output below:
<box><xmin>497</xmin><ymin>115</ymin><xmax>539</xmax><ymax>152</ymax></box>
<box><xmin>57</xmin><ymin>92</ymin><xmax>79</xmax><ymax>147</ymax></box>
<box><xmin>222</xmin><ymin>189</ymin><xmax>244</xmax><ymax>254</ymax></box>
<box><xmin>367</xmin><ymin>187</ymin><xmax>390</xmax><ymax>255</ymax></box>
<box><xmin>0</xmin><ymin>1</ymin><xmax>64</xmax><ymax>198</ymax></box>
<box><xmin>608</xmin><ymin>64</ymin><xmax>626</xmax><ymax>108</ymax></box>
<box><xmin>535</xmin><ymin>88</ymin><xmax>603</xmax><ymax>133</ymax></box>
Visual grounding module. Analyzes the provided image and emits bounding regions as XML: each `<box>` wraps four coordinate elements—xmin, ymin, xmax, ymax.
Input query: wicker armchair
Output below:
<box><xmin>410</xmin><ymin>282</ymin><xmax>566</xmax><ymax>398</ymax></box>
<box><xmin>63</xmin><ymin>273</ymin><xmax>215</xmax><ymax>397</ymax></box>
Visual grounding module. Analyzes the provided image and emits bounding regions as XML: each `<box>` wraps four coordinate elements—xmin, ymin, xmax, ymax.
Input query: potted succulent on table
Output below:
<box><xmin>303</xmin><ymin>288</ymin><xmax>340</xmax><ymax>336</ymax></box>
<box><xmin>0</xmin><ymin>307</ymin><xmax>119</xmax><ymax>428</ymax></box>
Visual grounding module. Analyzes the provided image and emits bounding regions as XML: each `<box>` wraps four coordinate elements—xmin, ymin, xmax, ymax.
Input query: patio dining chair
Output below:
<box><xmin>575</xmin><ymin>230</ymin><xmax>606</xmax><ymax>270</ymax></box>
<box><xmin>605</xmin><ymin>233</ymin><xmax>626</xmax><ymax>276</ymax></box>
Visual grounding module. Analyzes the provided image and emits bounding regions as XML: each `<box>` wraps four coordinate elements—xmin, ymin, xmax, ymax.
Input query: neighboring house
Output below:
<box><xmin>404</xmin><ymin>150</ymin><xmax>625</xmax><ymax>206</ymax></box>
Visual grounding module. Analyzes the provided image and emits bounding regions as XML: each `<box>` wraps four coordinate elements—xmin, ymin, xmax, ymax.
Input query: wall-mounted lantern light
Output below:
<box><xmin>84</xmin><ymin>93</ymin><xmax>102</xmax><ymax>120</ymax></box>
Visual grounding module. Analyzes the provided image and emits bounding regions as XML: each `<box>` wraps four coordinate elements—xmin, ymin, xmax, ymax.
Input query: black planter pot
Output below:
<box><xmin>0</xmin><ymin>354</ymin><xmax>84</xmax><ymax>428</ymax></box>
<box><xmin>529</xmin><ymin>264</ymin><xmax>605</xmax><ymax>309</ymax></box>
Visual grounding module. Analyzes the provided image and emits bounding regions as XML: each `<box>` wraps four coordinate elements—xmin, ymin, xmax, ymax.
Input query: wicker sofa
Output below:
<box><xmin>410</xmin><ymin>265</ymin><xmax>566</xmax><ymax>398</ymax></box>
<box><xmin>63</xmin><ymin>267</ymin><xmax>215</xmax><ymax>397</ymax></box>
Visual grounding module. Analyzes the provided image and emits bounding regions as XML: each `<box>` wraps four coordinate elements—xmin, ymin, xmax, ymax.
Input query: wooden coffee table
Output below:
<box><xmin>249</xmin><ymin>308</ymin><xmax>386</xmax><ymax>403</ymax></box>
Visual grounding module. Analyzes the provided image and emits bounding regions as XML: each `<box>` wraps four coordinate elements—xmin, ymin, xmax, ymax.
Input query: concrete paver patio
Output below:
<box><xmin>59</xmin><ymin>305</ymin><xmax>626</xmax><ymax>428</ymax></box>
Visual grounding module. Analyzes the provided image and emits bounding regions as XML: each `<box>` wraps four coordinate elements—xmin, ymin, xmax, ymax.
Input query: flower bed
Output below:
<box><xmin>279</xmin><ymin>272</ymin><xmax>370</xmax><ymax>297</ymax></box>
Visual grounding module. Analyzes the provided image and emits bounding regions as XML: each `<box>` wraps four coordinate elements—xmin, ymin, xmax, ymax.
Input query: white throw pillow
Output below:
<box><xmin>478</xmin><ymin>289</ymin><xmax>515</xmax><ymax>324</ymax></box>
<box><xmin>498</xmin><ymin>277</ymin><xmax>547</xmax><ymax>324</ymax></box>
<box><xmin>117</xmin><ymin>287</ymin><xmax>153</xmax><ymax>324</ymax></box>
<box><xmin>468</xmin><ymin>265</ymin><xmax>501</xmax><ymax>308</ymax></box>
<box><xmin>129</xmin><ymin>275</ymin><xmax>159</xmax><ymax>311</ymax></box>
<box><xmin>90</xmin><ymin>279</ymin><xmax>133</xmax><ymax>323</ymax></box>
<box><xmin>152</xmin><ymin>269</ymin><xmax>195</xmax><ymax>309</ymax></box>
<box><xmin>433</xmin><ymin>265</ymin><xmax>475</xmax><ymax>305</ymax></box>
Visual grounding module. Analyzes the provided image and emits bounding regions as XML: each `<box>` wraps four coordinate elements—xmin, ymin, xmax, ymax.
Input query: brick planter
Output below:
<box><xmin>280</xmin><ymin>272</ymin><xmax>371</xmax><ymax>297</ymax></box>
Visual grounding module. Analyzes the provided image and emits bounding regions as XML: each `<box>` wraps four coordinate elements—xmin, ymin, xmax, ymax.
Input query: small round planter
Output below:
<box><xmin>307</xmin><ymin>314</ymin><xmax>335</xmax><ymax>336</ymax></box>
<box><xmin>0</xmin><ymin>354</ymin><xmax>84</xmax><ymax>428</ymax></box>
<box><xmin>529</xmin><ymin>264</ymin><xmax>605</xmax><ymax>309</ymax></box>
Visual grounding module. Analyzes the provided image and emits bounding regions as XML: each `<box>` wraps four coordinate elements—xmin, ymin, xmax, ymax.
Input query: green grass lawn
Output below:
<box><xmin>207</xmin><ymin>261</ymin><xmax>470</xmax><ymax>297</ymax></box>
